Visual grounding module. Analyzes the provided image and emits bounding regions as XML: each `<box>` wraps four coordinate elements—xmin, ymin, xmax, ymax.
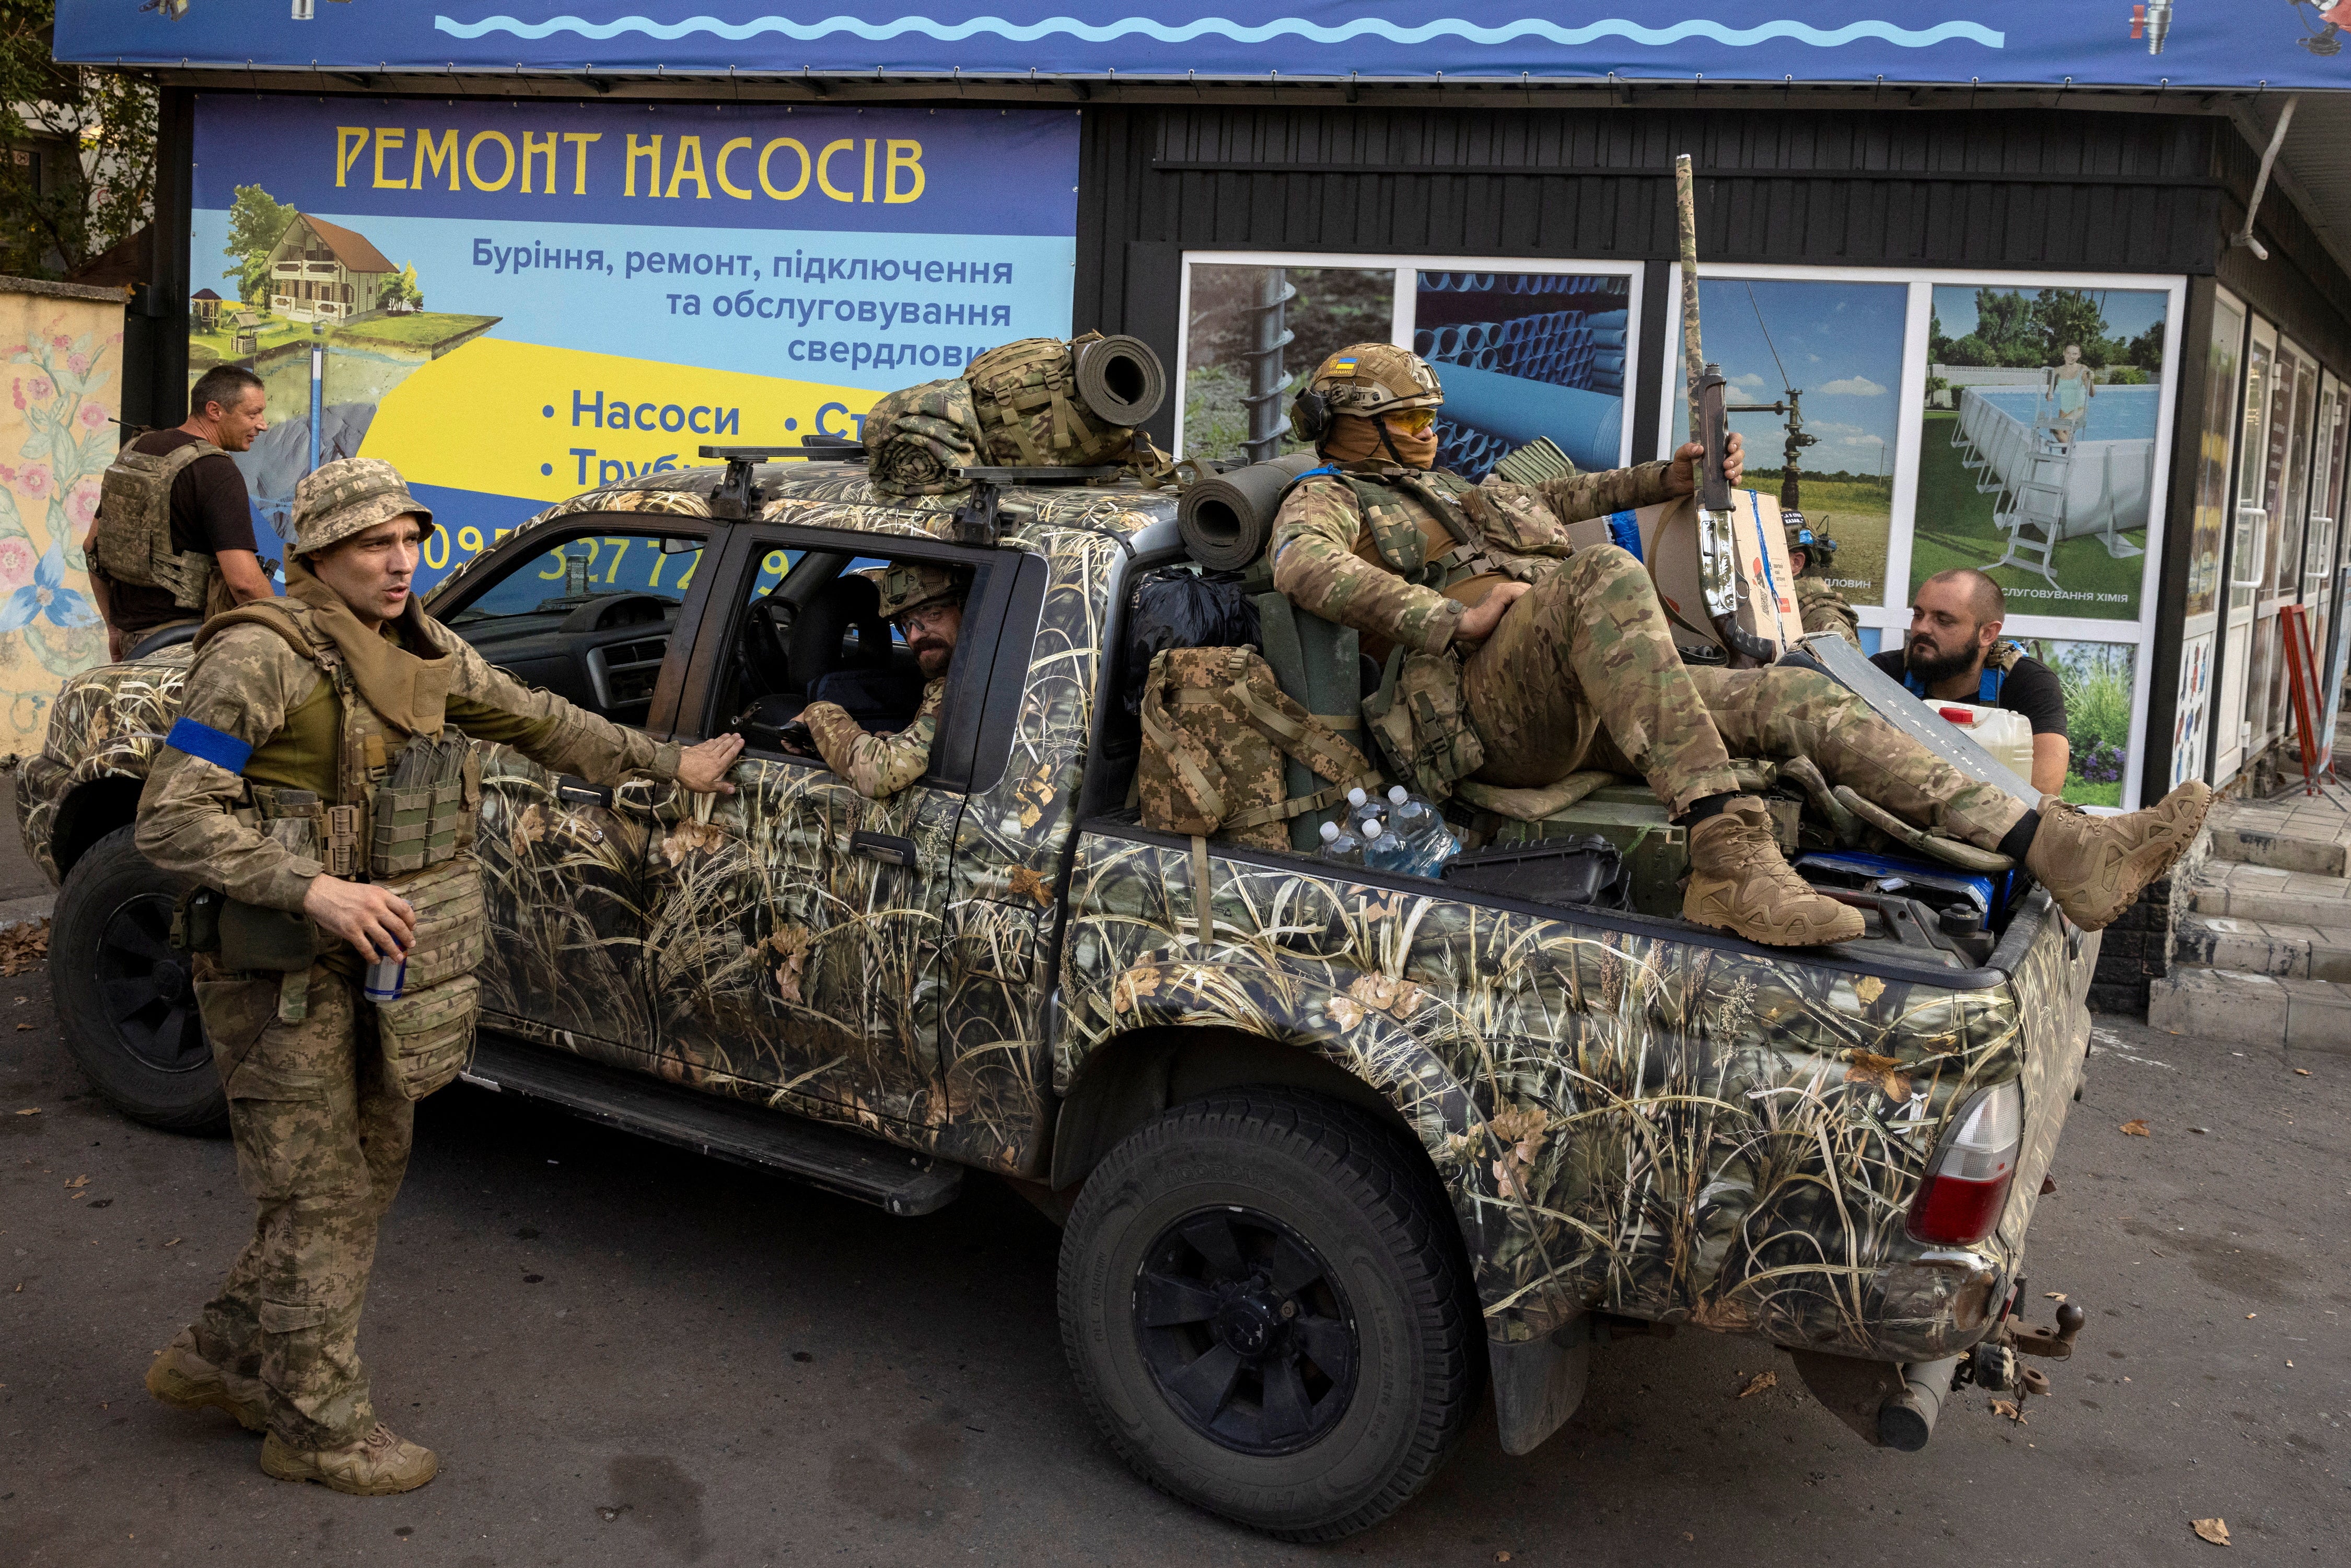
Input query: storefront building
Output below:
<box><xmin>57</xmin><ymin>2</ymin><xmax>2351</xmax><ymax>808</ymax></box>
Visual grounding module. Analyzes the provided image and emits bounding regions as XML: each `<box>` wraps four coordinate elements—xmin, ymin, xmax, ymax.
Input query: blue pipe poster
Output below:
<box><xmin>188</xmin><ymin>95</ymin><xmax>1077</xmax><ymax>588</ymax></box>
<box><xmin>59</xmin><ymin>2</ymin><xmax>2351</xmax><ymax>90</ymax></box>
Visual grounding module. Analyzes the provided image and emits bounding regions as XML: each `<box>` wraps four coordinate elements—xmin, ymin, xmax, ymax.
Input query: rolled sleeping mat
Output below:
<box><xmin>1074</xmin><ymin>334</ymin><xmax>1168</xmax><ymax>429</ymax></box>
<box><xmin>1178</xmin><ymin>451</ymin><xmax>1325</xmax><ymax>571</ymax></box>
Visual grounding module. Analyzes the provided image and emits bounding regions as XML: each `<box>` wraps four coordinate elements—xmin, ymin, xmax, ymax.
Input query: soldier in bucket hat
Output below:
<box><xmin>134</xmin><ymin>458</ymin><xmax>744</xmax><ymax>1494</ymax></box>
<box><xmin>789</xmin><ymin>560</ymin><xmax>971</xmax><ymax>798</ymax></box>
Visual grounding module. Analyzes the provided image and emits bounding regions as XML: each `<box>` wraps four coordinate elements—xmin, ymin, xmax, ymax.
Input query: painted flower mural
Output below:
<box><xmin>1</xmin><ymin>298</ymin><xmax>123</xmax><ymax>744</ymax></box>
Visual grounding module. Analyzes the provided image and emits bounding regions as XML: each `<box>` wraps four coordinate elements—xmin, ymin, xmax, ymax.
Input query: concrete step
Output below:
<box><xmin>2183</xmin><ymin>862</ymin><xmax>2351</xmax><ymax>927</ymax></box>
<box><xmin>2172</xmin><ymin>911</ymin><xmax>2351</xmax><ymax>983</ymax></box>
<box><xmin>2146</xmin><ymin>968</ymin><xmax>2351</xmax><ymax>1052</ymax></box>
<box><xmin>2202</xmin><ymin>793</ymin><xmax>2351</xmax><ymax>877</ymax></box>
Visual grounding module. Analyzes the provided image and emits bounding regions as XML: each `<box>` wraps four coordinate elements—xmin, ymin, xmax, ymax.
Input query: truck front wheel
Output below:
<box><xmin>50</xmin><ymin>825</ymin><xmax>226</xmax><ymax>1134</ymax></box>
<box><xmin>1057</xmin><ymin>1088</ymin><xmax>1481</xmax><ymax>1541</ymax></box>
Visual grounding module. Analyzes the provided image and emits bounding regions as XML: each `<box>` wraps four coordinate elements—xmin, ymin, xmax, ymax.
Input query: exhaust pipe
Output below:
<box><xmin>1877</xmin><ymin>1355</ymin><xmax>1960</xmax><ymax>1451</ymax></box>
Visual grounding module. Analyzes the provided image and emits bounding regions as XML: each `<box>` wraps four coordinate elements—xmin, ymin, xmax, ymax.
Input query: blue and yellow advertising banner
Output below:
<box><xmin>57</xmin><ymin>2</ymin><xmax>2351</xmax><ymax>91</ymax></box>
<box><xmin>190</xmin><ymin>95</ymin><xmax>1077</xmax><ymax>589</ymax></box>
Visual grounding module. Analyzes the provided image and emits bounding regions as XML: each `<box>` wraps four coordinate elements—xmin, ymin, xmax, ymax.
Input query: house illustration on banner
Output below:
<box><xmin>265</xmin><ymin>213</ymin><xmax>397</xmax><ymax>323</ymax></box>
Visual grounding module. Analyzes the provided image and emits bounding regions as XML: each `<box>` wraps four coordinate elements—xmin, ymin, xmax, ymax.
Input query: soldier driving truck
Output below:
<box><xmin>1266</xmin><ymin>341</ymin><xmax>2208</xmax><ymax>948</ymax></box>
<box><xmin>131</xmin><ymin>458</ymin><xmax>741</xmax><ymax>1496</ymax></box>
<box><xmin>781</xmin><ymin>561</ymin><xmax>969</xmax><ymax>799</ymax></box>
<box><xmin>23</xmin><ymin>311</ymin><xmax>2205</xmax><ymax>1538</ymax></box>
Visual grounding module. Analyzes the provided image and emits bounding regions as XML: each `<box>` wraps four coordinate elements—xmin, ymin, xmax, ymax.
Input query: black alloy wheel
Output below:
<box><xmin>1059</xmin><ymin>1087</ymin><xmax>1482</xmax><ymax>1541</ymax></box>
<box><xmin>1135</xmin><ymin>1206</ymin><xmax>1358</xmax><ymax>1456</ymax></box>
<box><xmin>51</xmin><ymin>825</ymin><xmax>227</xmax><ymax>1132</ymax></box>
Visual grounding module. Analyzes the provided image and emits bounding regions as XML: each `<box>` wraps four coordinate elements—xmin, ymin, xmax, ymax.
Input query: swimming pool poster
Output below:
<box><xmin>188</xmin><ymin>95</ymin><xmax>1077</xmax><ymax>591</ymax></box>
<box><xmin>1912</xmin><ymin>284</ymin><xmax>2173</xmax><ymax>624</ymax></box>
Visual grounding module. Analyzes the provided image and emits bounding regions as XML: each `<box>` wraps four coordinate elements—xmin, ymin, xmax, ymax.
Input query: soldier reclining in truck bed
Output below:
<box><xmin>1268</xmin><ymin>343</ymin><xmax>2210</xmax><ymax>948</ymax></box>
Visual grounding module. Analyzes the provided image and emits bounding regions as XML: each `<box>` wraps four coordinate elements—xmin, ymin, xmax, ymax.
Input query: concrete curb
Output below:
<box><xmin>0</xmin><ymin>893</ymin><xmax>54</xmax><ymax>931</ymax></box>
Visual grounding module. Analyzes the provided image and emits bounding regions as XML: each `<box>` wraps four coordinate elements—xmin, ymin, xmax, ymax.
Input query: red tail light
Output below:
<box><xmin>1907</xmin><ymin>1084</ymin><xmax>2022</xmax><ymax>1246</ymax></box>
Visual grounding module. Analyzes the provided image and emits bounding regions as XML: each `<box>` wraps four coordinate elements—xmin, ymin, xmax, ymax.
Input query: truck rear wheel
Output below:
<box><xmin>1057</xmin><ymin>1088</ymin><xmax>1481</xmax><ymax>1541</ymax></box>
<box><xmin>50</xmin><ymin>825</ymin><xmax>226</xmax><ymax>1134</ymax></box>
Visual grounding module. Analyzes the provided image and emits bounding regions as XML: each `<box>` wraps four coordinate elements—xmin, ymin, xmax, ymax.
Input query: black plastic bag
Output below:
<box><xmin>1122</xmin><ymin>567</ymin><xmax>1261</xmax><ymax>716</ymax></box>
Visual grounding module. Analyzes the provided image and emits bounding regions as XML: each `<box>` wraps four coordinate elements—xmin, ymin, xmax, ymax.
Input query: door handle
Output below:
<box><xmin>850</xmin><ymin>830</ymin><xmax>918</xmax><ymax>868</ymax></box>
<box><xmin>556</xmin><ymin>777</ymin><xmax>613</xmax><ymax>808</ymax></box>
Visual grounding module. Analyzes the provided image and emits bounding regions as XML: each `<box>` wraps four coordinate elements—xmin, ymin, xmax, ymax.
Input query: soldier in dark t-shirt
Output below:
<box><xmin>85</xmin><ymin>366</ymin><xmax>277</xmax><ymax>658</ymax></box>
<box><xmin>1872</xmin><ymin>567</ymin><xmax>2070</xmax><ymax>796</ymax></box>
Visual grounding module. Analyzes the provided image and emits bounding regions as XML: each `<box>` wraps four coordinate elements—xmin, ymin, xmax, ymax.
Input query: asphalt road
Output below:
<box><xmin>1</xmin><ymin>939</ymin><xmax>2342</xmax><ymax>1563</ymax></box>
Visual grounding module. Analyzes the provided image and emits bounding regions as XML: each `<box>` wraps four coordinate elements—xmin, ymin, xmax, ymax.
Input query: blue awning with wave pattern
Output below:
<box><xmin>52</xmin><ymin>1</ymin><xmax>2351</xmax><ymax>90</ymax></box>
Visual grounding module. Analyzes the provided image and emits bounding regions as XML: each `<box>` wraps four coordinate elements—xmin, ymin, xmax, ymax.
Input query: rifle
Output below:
<box><xmin>1675</xmin><ymin>154</ymin><xmax>1780</xmax><ymax>668</ymax></box>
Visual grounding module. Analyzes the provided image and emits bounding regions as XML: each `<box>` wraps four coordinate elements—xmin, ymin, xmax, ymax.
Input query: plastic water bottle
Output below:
<box><xmin>1384</xmin><ymin>785</ymin><xmax>1460</xmax><ymax>876</ymax></box>
<box><xmin>1318</xmin><ymin>819</ymin><xmax>1367</xmax><ymax>870</ymax></box>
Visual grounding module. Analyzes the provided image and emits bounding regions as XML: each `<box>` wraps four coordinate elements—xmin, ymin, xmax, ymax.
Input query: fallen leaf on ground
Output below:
<box><xmin>161</xmin><ymin>1238</ymin><xmax>179</xmax><ymax>1247</ymax></box>
<box><xmin>2190</xmin><ymin>1518</ymin><xmax>2231</xmax><ymax>1547</ymax></box>
<box><xmin>2246</xmin><ymin>1313</ymin><xmax>2257</xmax><ymax>1319</ymax></box>
<box><xmin>1989</xmin><ymin>1398</ymin><xmax>2027</xmax><ymax>1423</ymax></box>
<box><xmin>1495</xmin><ymin>1555</ymin><xmax>1512</xmax><ymax>1564</ymax></box>
<box><xmin>14</xmin><ymin>1023</ymin><xmax>30</xmax><ymax>1031</ymax></box>
<box><xmin>14</xmin><ymin>1107</ymin><xmax>37</xmax><ymax>1116</ymax></box>
<box><xmin>2120</xmin><ymin>1119</ymin><xmax>2151</xmax><ymax>1136</ymax></box>
<box><xmin>2294</xmin><ymin>1068</ymin><xmax>2312</xmax><ymax>1077</ymax></box>
<box><xmin>1736</xmin><ymin>1370</ymin><xmax>1777</xmax><ymax>1398</ymax></box>
<box><xmin>2044</xmin><ymin>1291</ymin><xmax>2068</xmax><ymax>1302</ymax></box>
<box><xmin>64</xmin><ymin>1174</ymin><xmax>87</xmax><ymax>1188</ymax></box>
<box><xmin>0</xmin><ymin>919</ymin><xmax>49</xmax><ymax>977</ymax></box>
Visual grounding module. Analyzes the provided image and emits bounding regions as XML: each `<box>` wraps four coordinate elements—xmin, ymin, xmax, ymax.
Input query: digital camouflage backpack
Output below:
<box><xmin>93</xmin><ymin>438</ymin><xmax>228</xmax><ymax>611</ymax></box>
<box><xmin>863</xmin><ymin>377</ymin><xmax>987</xmax><ymax>498</ymax></box>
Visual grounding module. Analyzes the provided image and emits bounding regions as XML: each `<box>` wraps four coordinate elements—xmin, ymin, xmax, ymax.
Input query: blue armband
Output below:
<box><xmin>162</xmin><ymin>716</ymin><xmax>253</xmax><ymax>774</ymax></box>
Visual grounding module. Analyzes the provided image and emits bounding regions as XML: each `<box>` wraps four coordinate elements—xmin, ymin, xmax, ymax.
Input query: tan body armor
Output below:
<box><xmin>198</xmin><ymin>597</ymin><xmax>487</xmax><ymax>1100</ymax></box>
<box><xmin>95</xmin><ymin>438</ymin><xmax>229</xmax><ymax>612</ymax></box>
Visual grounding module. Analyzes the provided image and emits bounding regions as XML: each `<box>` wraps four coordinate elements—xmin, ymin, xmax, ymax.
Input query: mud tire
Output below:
<box><xmin>1057</xmin><ymin>1088</ymin><xmax>1481</xmax><ymax>1541</ymax></box>
<box><xmin>50</xmin><ymin>824</ymin><xmax>226</xmax><ymax>1134</ymax></box>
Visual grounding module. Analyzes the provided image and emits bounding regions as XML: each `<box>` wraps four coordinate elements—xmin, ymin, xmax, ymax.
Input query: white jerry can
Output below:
<box><xmin>1922</xmin><ymin>699</ymin><xmax>2036</xmax><ymax>784</ymax></box>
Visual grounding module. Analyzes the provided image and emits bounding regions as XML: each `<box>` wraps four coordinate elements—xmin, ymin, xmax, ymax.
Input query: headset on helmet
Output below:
<box><xmin>1288</xmin><ymin>343</ymin><xmax>1444</xmax><ymax>451</ymax></box>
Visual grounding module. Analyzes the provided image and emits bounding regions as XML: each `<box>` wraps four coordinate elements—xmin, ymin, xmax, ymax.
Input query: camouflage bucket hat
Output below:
<box><xmin>865</xmin><ymin>561</ymin><xmax>969</xmax><ymax>621</ymax></box>
<box><xmin>1305</xmin><ymin>343</ymin><xmax>1444</xmax><ymax>418</ymax></box>
<box><xmin>863</xmin><ymin>377</ymin><xmax>986</xmax><ymax>500</ymax></box>
<box><xmin>290</xmin><ymin>457</ymin><xmax>435</xmax><ymax>556</ymax></box>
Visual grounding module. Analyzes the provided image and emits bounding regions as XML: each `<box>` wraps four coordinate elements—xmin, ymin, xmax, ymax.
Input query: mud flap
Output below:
<box><xmin>1489</xmin><ymin>1320</ymin><xmax>1591</xmax><ymax>1457</ymax></box>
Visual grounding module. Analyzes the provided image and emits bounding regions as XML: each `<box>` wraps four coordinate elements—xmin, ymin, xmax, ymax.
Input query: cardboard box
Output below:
<box><xmin>1564</xmin><ymin>489</ymin><xmax>1800</xmax><ymax>660</ymax></box>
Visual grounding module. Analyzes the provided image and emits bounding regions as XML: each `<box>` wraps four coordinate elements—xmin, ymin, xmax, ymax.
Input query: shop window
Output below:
<box><xmin>1174</xmin><ymin>252</ymin><xmax>1639</xmax><ymax>481</ymax></box>
<box><xmin>2183</xmin><ymin>294</ymin><xmax>2247</xmax><ymax>621</ymax></box>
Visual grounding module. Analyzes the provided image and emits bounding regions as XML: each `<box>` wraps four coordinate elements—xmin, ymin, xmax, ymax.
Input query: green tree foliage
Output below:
<box><xmin>0</xmin><ymin>2</ymin><xmax>156</xmax><ymax>278</ymax></box>
<box><xmin>223</xmin><ymin>184</ymin><xmax>296</xmax><ymax>303</ymax></box>
<box><xmin>380</xmin><ymin>260</ymin><xmax>423</xmax><ymax>311</ymax></box>
<box><xmin>1929</xmin><ymin>288</ymin><xmax>2166</xmax><ymax>376</ymax></box>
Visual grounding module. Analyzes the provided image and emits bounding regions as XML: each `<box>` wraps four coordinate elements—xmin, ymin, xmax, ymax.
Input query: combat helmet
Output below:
<box><xmin>867</xmin><ymin>561</ymin><xmax>969</xmax><ymax>621</ymax></box>
<box><xmin>1782</xmin><ymin>513</ymin><xmax>1837</xmax><ymax>575</ymax></box>
<box><xmin>289</xmin><ymin>457</ymin><xmax>435</xmax><ymax>557</ymax></box>
<box><xmin>1288</xmin><ymin>343</ymin><xmax>1444</xmax><ymax>443</ymax></box>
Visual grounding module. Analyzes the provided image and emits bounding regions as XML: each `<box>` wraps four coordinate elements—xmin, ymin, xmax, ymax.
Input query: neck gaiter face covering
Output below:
<box><xmin>1323</xmin><ymin>413</ymin><xmax>1438</xmax><ymax>469</ymax></box>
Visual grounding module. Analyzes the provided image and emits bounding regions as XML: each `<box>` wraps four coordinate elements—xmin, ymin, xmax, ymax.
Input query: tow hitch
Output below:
<box><xmin>1788</xmin><ymin>1290</ymin><xmax>2088</xmax><ymax>1450</ymax></box>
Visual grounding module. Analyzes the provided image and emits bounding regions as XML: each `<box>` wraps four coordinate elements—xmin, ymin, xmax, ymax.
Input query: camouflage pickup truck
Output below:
<box><xmin>19</xmin><ymin>455</ymin><xmax>2092</xmax><ymax>1541</ymax></box>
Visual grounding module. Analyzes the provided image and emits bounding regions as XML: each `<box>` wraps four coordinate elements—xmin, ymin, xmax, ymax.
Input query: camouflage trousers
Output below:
<box><xmin>1460</xmin><ymin>544</ymin><xmax>2029</xmax><ymax>846</ymax></box>
<box><xmin>188</xmin><ymin>958</ymin><xmax>413</xmax><ymax>1451</ymax></box>
<box><xmin>1461</xmin><ymin>544</ymin><xmax>1741</xmax><ymax>814</ymax></box>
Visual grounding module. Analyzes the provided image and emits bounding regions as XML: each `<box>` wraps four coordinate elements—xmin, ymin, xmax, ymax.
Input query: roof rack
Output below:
<box><xmin>948</xmin><ymin>464</ymin><xmax>1126</xmax><ymax>545</ymax></box>
<box><xmin>698</xmin><ymin>441</ymin><xmax>866</xmax><ymax>519</ymax></box>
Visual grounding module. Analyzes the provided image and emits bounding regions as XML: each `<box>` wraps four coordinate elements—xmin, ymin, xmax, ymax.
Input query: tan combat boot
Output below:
<box><xmin>261</xmin><ymin>1423</ymin><xmax>439</xmax><ymax>1495</ymax></box>
<box><xmin>1683</xmin><ymin>797</ymin><xmax>1866</xmax><ymax>947</ymax></box>
<box><xmin>145</xmin><ymin>1328</ymin><xmax>267</xmax><ymax>1432</ymax></box>
<box><xmin>2025</xmin><ymin>781</ymin><xmax>2213</xmax><ymax>932</ymax></box>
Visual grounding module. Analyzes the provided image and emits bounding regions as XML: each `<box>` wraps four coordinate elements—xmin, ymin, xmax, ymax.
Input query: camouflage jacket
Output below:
<box><xmin>136</xmin><ymin>615</ymin><xmax>681</xmax><ymax>912</ymax></box>
<box><xmin>1797</xmin><ymin>579</ymin><xmax>1861</xmax><ymax>647</ymax></box>
<box><xmin>804</xmin><ymin>677</ymin><xmax>944</xmax><ymax>799</ymax></box>
<box><xmin>1270</xmin><ymin>459</ymin><xmax>1678</xmax><ymax>656</ymax></box>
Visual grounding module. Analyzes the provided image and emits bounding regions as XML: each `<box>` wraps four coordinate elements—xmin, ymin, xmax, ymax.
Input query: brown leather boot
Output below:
<box><xmin>2024</xmin><ymin>781</ymin><xmax>2213</xmax><ymax>931</ymax></box>
<box><xmin>261</xmin><ymin>1423</ymin><xmax>439</xmax><ymax>1495</ymax></box>
<box><xmin>1683</xmin><ymin>797</ymin><xmax>1865</xmax><ymax>947</ymax></box>
<box><xmin>145</xmin><ymin>1328</ymin><xmax>267</xmax><ymax>1433</ymax></box>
